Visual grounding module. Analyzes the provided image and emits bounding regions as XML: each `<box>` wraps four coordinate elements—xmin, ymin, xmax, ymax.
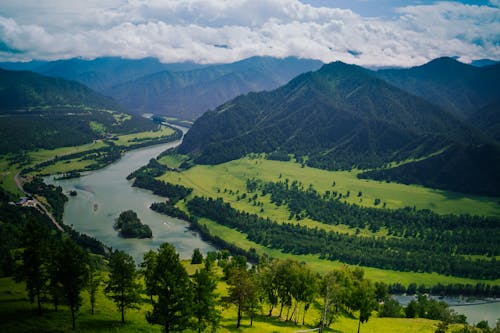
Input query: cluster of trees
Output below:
<box><xmin>131</xmin><ymin>175</ymin><xmax>192</xmax><ymax>203</ymax></box>
<box><xmin>127</xmin><ymin>158</ymin><xmax>168</xmax><ymax>180</ymax></box>
<box><xmin>186</xmin><ymin>195</ymin><xmax>499</xmax><ymax>279</ymax></box>
<box><xmin>114</xmin><ymin>210</ymin><xmax>152</xmax><ymax>239</ymax></box>
<box><xmin>388</xmin><ymin>282</ymin><xmax>500</xmax><ymax>298</ymax></box>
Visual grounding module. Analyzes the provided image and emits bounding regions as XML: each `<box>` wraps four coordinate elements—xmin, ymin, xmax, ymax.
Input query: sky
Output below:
<box><xmin>0</xmin><ymin>0</ymin><xmax>498</xmax><ymax>67</ymax></box>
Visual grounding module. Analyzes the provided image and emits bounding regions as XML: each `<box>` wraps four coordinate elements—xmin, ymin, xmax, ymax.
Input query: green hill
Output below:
<box><xmin>0</xmin><ymin>69</ymin><xmax>155</xmax><ymax>153</ymax></box>
<box><xmin>179</xmin><ymin>61</ymin><xmax>499</xmax><ymax>196</ymax></box>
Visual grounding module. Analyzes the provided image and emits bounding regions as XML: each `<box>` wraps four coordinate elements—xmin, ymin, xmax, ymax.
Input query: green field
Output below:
<box><xmin>159</xmin><ymin>156</ymin><xmax>500</xmax><ymax>285</ymax></box>
<box><xmin>160</xmin><ymin>156</ymin><xmax>500</xmax><ymax>217</ymax></box>
<box><xmin>0</xmin><ymin>272</ymin><xmax>441</xmax><ymax>333</ymax></box>
<box><xmin>0</xmin><ymin>126</ymin><xmax>178</xmax><ymax>196</ymax></box>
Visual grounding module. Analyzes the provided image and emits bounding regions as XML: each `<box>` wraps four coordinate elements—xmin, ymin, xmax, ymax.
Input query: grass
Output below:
<box><xmin>197</xmin><ymin>217</ymin><xmax>500</xmax><ymax>287</ymax></box>
<box><xmin>0</xmin><ymin>274</ymin><xmax>441</xmax><ymax>333</ymax></box>
<box><xmin>159</xmin><ymin>156</ymin><xmax>500</xmax><ymax>217</ymax></box>
<box><xmin>112</xmin><ymin>126</ymin><xmax>175</xmax><ymax>147</ymax></box>
<box><xmin>158</xmin><ymin>155</ymin><xmax>500</xmax><ymax>285</ymax></box>
<box><xmin>0</xmin><ymin>127</ymin><xmax>177</xmax><ymax>196</ymax></box>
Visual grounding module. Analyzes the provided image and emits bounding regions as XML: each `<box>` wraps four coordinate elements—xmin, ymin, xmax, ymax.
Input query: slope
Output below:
<box><xmin>179</xmin><ymin>61</ymin><xmax>499</xmax><ymax>196</ymax></box>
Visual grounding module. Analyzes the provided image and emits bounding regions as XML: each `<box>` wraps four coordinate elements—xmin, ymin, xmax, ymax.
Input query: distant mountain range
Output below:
<box><xmin>0</xmin><ymin>56</ymin><xmax>323</xmax><ymax>120</ymax></box>
<box><xmin>376</xmin><ymin>57</ymin><xmax>500</xmax><ymax>119</ymax></box>
<box><xmin>179</xmin><ymin>60</ymin><xmax>500</xmax><ymax>196</ymax></box>
<box><xmin>0</xmin><ymin>68</ymin><xmax>154</xmax><ymax>153</ymax></box>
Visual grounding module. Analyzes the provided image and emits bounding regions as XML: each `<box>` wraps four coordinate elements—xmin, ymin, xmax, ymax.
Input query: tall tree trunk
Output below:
<box><xmin>268</xmin><ymin>304</ymin><xmax>274</xmax><ymax>317</ymax></box>
<box><xmin>237</xmin><ymin>303</ymin><xmax>242</xmax><ymax>328</ymax></box>
<box><xmin>121</xmin><ymin>290</ymin><xmax>125</xmax><ymax>323</ymax></box>
<box><xmin>357</xmin><ymin>319</ymin><xmax>361</xmax><ymax>333</ymax></box>
<box><xmin>302</xmin><ymin>304</ymin><xmax>308</xmax><ymax>325</ymax></box>
<box><xmin>37</xmin><ymin>292</ymin><xmax>42</xmax><ymax>315</ymax></box>
<box><xmin>71</xmin><ymin>305</ymin><xmax>76</xmax><ymax>330</ymax></box>
<box><xmin>279</xmin><ymin>302</ymin><xmax>284</xmax><ymax>318</ymax></box>
<box><xmin>91</xmin><ymin>302</ymin><xmax>94</xmax><ymax>315</ymax></box>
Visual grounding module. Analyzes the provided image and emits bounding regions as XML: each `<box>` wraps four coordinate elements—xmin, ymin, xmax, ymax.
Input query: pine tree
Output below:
<box><xmin>146</xmin><ymin>242</ymin><xmax>193</xmax><ymax>333</ymax></box>
<box><xmin>105</xmin><ymin>250</ymin><xmax>139</xmax><ymax>323</ymax></box>
<box><xmin>192</xmin><ymin>267</ymin><xmax>220</xmax><ymax>333</ymax></box>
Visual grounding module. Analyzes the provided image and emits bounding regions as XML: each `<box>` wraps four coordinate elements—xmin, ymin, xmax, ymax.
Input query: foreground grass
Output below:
<box><xmin>0</xmin><ymin>275</ymin><xmax>441</xmax><ymax>333</ymax></box>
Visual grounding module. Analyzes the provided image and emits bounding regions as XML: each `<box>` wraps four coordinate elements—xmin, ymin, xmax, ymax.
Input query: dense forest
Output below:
<box><xmin>186</xmin><ymin>193</ymin><xmax>499</xmax><ymax>279</ymax></box>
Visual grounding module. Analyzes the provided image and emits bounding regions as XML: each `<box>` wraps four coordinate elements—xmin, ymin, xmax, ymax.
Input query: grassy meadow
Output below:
<box><xmin>160</xmin><ymin>155</ymin><xmax>500</xmax><ymax>286</ymax></box>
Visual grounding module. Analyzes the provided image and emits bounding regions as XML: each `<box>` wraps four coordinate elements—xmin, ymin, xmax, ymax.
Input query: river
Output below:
<box><xmin>46</xmin><ymin>132</ymin><xmax>499</xmax><ymax>326</ymax></box>
<box><xmin>46</xmin><ymin>133</ymin><xmax>214</xmax><ymax>263</ymax></box>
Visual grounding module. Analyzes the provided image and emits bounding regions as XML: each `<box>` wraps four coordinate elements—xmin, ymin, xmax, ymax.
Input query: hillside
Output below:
<box><xmin>0</xmin><ymin>69</ymin><xmax>155</xmax><ymax>153</ymax></box>
<box><xmin>108</xmin><ymin>56</ymin><xmax>323</xmax><ymax>120</ymax></box>
<box><xmin>469</xmin><ymin>100</ymin><xmax>500</xmax><ymax>142</ymax></box>
<box><xmin>179</xmin><ymin>61</ymin><xmax>499</xmax><ymax>196</ymax></box>
<box><xmin>376</xmin><ymin>57</ymin><xmax>500</xmax><ymax>119</ymax></box>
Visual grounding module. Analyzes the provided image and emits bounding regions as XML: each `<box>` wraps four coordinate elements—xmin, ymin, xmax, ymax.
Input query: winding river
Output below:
<box><xmin>46</xmin><ymin>131</ymin><xmax>214</xmax><ymax>263</ymax></box>
<box><xmin>46</xmin><ymin>130</ymin><xmax>499</xmax><ymax>326</ymax></box>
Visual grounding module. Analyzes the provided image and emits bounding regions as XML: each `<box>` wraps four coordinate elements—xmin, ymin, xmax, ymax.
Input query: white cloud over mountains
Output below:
<box><xmin>0</xmin><ymin>0</ymin><xmax>498</xmax><ymax>67</ymax></box>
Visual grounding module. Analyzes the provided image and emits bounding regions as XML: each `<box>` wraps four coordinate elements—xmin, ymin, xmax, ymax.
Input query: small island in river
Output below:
<box><xmin>114</xmin><ymin>210</ymin><xmax>152</xmax><ymax>239</ymax></box>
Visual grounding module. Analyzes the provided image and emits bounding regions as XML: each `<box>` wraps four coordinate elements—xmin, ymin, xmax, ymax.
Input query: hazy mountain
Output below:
<box><xmin>108</xmin><ymin>56</ymin><xmax>323</xmax><ymax>120</ymax></box>
<box><xmin>178</xmin><ymin>61</ymin><xmax>499</xmax><ymax>196</ymax></box>
<box><xmin>376</xmin><ymin>57</ymin><xmax>500</xmax><ymax>118</ymax></box>
<box><xmin>0</xmin><ymin>57</ymin><xmax>208</xmax><ymax>92</ymax></box>
<box><xmin>0</xmin><ymin>68</ymin><xmax>154</xmax><ymax>153</ymax></box>
<box><xmin>470</xmin><ymin>59</ymin><xmax>498</xmax><ymax>67</ymax></box>
<box><xmin>0</xmin><ymin>68</ymin><xmax>120</xmax><ymax>112</ymax></box>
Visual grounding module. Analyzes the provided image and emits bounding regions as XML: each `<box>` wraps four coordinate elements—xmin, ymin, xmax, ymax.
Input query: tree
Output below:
<box><xmin>146</xmin><ymin>242</ymin><xmax>193</xmax><ymax>333</ymax></box>
<box><xmin>15</xmin><ymin>218</ymin><xmax>51</xmax><ymax>315</ymax></box>
<box><xmin>87</xmin><ymin>257</ymin><xmax>102</xmax><ymax>315</ymax></box>
<box><xmin>224</xmin><ymin>266</ymin><xmax>259</xmax><ymax>328</ymax></box>
<box><xmin>140</xmin><ymin>249</ymin><xmax>158</xmax><ymax>303</ymax></box>
<box><xmin>56</xmin><ymin>238</ymin><xmax>89</xmax><ymax>330</ymax></box>
<box><xmin>105</xmin><ymin>250</ymin><xmax>139</xmax><ymax>323</ymax></box>
<box><xmin>351</xmin><ymin>278</ymin><xmax>377</xmax><ymax>333</ymax></box>
<box><xmin>192</xmin><ymin>267</ymin><xmax>221</xmax><ymax>333</ymax></box>
<box><xmin>191</xmin><ymin>248</ymin><xmax>203</xmax><ymax>265</ymax></box>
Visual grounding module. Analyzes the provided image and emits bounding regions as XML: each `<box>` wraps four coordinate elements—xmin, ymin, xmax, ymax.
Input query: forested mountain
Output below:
<box><xmin>376</xmin><ymin>57</ymin><xmax>500</xmax><ymax>119</ymax></box>
<box><xmin>0</xmin><ymin>68</ymin><xmax>121</xmax><ymax>112</ymax></box>
<box><xmin>0</xmin><ymin>69</ymin><xmax>154</xmax><ymax>153</ymax></box>
<box><xmin>179</xmin><ymin>61</ymin><xmax>500</xmax><ymax>196</ymax></box>
<box><xmin>468</xmin><ymin>100</ymin><xmax>500</xmax><ymax>141</ymax></box>
<box><xmin>0</xmin><ymin>57</ymin><xmax>203</xmax><ymax>92</ymax></box>
<box><xmin>1</xmin><ymin>56</ymin><xmax>322</xmax><ymax>120</ymax></box>
<box><xmin>107</xmin><ymin>56</ymin><xmax>323</xmax><ymax>119</ymax></box>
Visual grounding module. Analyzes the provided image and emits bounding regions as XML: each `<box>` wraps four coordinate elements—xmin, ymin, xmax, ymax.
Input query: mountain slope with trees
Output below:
<box><xmin>178</xmin><ymin>61</ymin><xmax>500</xmax><ymax>196</ymax></box>
<box><xmin>0</xmin><ymin>69</ymin><xmax>155</xmax><ymax>153</ymax></box>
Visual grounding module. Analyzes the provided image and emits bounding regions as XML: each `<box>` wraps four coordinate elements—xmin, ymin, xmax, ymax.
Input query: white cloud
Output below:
<box><xmin>0</xmin><ymin>0</ymin><xmax>498</xmax><ymax>66</ymax></box>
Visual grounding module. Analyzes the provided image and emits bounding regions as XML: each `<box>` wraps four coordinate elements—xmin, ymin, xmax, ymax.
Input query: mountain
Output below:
<box><xmin>0</xmin><ymin>69</ymin><xmax>154</xmax><ymax>153</ymax></box>
<box><xmin>107</xmin><ymin>56</ymin><xmax>323</xmax><ymax>120</ymax></box>
<box><xmin>1</xmin><ymin>56</ymin><xmax>323</xmax><ymax>120</ymax></box>
<box><xmin>178</xmin><ymin>61</ymin><xmax>499</xmax><ymax>196</ymax></box>
<box><xmin>0</xmin><ymin>57</ymin><xmax>205</xmax><ymax>92</ymax></box>
<box><xmin>0</xmin><ymin>68</ymin><xmax>120</xmax><ymax>112</ymax></box>
<box><xmin>376</xmin><ymin>57</ymin><xmax>500</xmax><ymax>119</ymax></box>
<box><xmin>470</xmin><ymin>59</ymin><xmax>498</xmax><ymax>67</ymax></box>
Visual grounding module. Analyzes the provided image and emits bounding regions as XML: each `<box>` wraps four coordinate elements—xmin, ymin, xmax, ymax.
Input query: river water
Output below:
<box><xmin>46</xmin><ymin>134</ymin><xmax>499</xmax><ymax>326</ymax></box>
<box><xmin>46</xmin><ymin>136</ymin><xmax>214</xmax><ymax>263</ymax></box>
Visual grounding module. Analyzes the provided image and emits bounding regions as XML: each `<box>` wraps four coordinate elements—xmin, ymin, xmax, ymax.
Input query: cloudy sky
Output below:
<box><xmin>0</xmin><ymin>0</ymin><xmax>498</xmax><ymax>67</ymax></box>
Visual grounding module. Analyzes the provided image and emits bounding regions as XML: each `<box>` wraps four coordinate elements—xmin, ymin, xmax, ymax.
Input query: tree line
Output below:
<box><xmin>186</xmin><ymin>195</ymin><xmax>499</xmax><ymax>279</ymax></box>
